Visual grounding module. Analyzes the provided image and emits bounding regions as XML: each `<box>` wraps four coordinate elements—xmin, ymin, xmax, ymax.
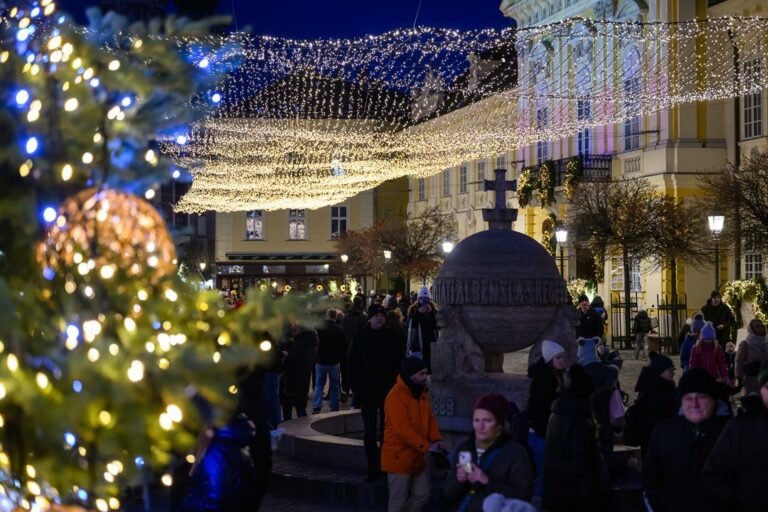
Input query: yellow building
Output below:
<box><xmin>408</xmin><ymin>0</ymin><xmax>767</xmax><ymax>345</ymax></box>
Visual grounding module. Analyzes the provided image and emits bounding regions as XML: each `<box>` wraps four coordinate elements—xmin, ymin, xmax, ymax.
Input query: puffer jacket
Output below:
<box><xmin>690</xmin><ymin>341</ymin><xmax>728</xmax><ymax>382</ymax></box>
<box><xmin>381</xmin><ymin>375</ymin><xmax>441</xmax><ymax>474</ymax></box>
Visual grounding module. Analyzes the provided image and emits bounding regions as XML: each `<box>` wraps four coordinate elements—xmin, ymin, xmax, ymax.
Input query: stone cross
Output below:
<box><xmin>482</xmin><ymin>168</ymin><xmax>518</xmax><ymax>231</ymax></box>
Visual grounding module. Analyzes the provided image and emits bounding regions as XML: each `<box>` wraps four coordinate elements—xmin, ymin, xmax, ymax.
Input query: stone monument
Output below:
<box><xmin>430</xmin><ymin>168</ymin><xmax>577</xmax><ymax>431</ymax></box>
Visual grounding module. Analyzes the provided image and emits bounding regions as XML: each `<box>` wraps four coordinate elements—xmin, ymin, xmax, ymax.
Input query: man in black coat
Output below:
<box><xmin>348</xmin><ymin>303</ymin><xmax>403</xmax><ymax>481</ymax></box>
<box><xmin>630</xmin><ymin>352</ymin><xmax>679</xmax><ymax>457</ymax></box>
<box><xmin>701</xmin><ymin>290</ymin><xmax>735</xmax><ymax>349</ymax></box>
<box><xmin>702</xmin><ymin>369</ymin><xmax>768</xmax><ymax>511</ymax></box>
<box><xmin>279</xmin><ymin>324</ymin><xmax>318</xmax><ymax>420</ymax></box>
<box><xmin>340</xmin><ymin>296</ymin><xmax>368</xmax><ymax>397</ymax></box>
<box><xmin>312</xmin><ymin>308</ymin><xmax>348</xmax><ymax>413</ymax></box>
<box><xmin>576</xmin><ymin>294</ymin><xmax>604</xmax><ymax>339</ymax></box>
<box><xmin>642</xmin><ymin>368</ymin><xmax>729</xmax><ymax>512</ymax></box>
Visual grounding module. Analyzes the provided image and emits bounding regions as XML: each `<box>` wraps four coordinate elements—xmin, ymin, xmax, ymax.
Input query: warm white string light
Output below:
<box><xmin>157</xmin><ymin>16</ymin><xmax>768</xmax><ymax>212</ymax></box>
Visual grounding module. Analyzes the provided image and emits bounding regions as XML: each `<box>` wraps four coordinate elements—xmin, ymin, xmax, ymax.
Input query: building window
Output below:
<box><xmin>245</xmin><ymin>210</ymin><xmax>263</xmax><ymax>240</ymax></box>
<box><xmin>288</xmin><ymin>209</ymin><xmax>306</xmax><ymax>240</ymax></box>
<box><xmin>417</xmin><ymin>177</ymin><xmax>426</xmax><ymax>201</ymax></box>
<box><xmin>577</xmin><ymin>99</ymin><xmax>591</xmax><ymax>155</ymax></box>
<box><xmin>623</xmin><ymin>76</ymin><xmax>641</xmax><ymax>151</ymax></box>
<box><xmin>459</xmin><ymin>165</ymin><xmax>468</xmax><ymax>193</ymax></box>
<box><xmin>477</xmin><ymin>161</ymin><xmax>486</xmax><ymax>190</ymax></box>
<box><xmin>536</xmin><ymin>106</ymin><xmax>549</xmax><ymax>163</ymax></box>
<box><xmin>610</xmin><ymin>256</ymin><xmax>642</xmax><ymax>292</ymax></box>
<box><xmin>744</xmin><ymin>235</ymin><xmax>764</xmax><ymax>279</ymax></box>
<box><xmin>330</xmin><ymin>206</ymin><xmax>347</xmax><ymax>238</ymax></box>
<box><xmin>744</xmin><ymin>58</ymin><xmax>763</xmax><ymax>139</ymax></box>
<box><xmin>442</xmin><ymin>169</ymin><xmax>451</xmax><ymax>196</ymax></box>
<box><xmin>495</xmin><ymin>154</ymin><xmax>506</xmax><ymax>170</ymax></box>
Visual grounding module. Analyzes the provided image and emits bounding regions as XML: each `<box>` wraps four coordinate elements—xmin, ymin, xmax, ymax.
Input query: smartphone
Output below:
<box><xmin>458</xmin><ymin>450</ymin><xmax>472</xmax><ymax>473</ymax></box>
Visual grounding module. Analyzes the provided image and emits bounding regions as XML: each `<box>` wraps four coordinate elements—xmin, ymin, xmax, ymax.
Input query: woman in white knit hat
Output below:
<box><xmin>526</xmin><ymin>340</ymin><xmax>568</xmax><ymax>498</ymax></box>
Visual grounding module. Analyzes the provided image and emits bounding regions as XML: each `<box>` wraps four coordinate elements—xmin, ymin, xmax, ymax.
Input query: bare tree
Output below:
<box><xmin>697</xmin><ymin>150</ymin><xmax>768</xmax><ymax>258</ymax></box>
<box><xmin>567</xmin><ymin>178</ymin><xmax>662</xmax><ymax>342</ymax></box>
<box><xmin>334</xmin><ymin>227</ymin><xmax>387</xmax><ymax>294</ymax></box>
<box><xmin>377</xmin><ymin>206</ymin><xmax>457</xmax><ymax>292</ymax></box>
<box><xmin>648</xmin><ymin>197</ymin><xmax>710</xmax><ymax>337</ymax></box>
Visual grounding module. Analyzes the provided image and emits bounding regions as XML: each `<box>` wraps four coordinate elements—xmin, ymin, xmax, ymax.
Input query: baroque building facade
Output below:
<box><xmin>408</xmin><ymin>0</ymin><xmax>767</xmax><ymax>345</ymax></box>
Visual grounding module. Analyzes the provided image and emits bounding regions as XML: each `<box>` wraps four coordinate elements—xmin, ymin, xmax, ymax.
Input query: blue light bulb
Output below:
<box><xmin>64</xmin><ymin>432</ymin><xmax>76</xmax><ymax>447</ymax></box>
<box><xmin>198</xmin><ymin>58</ymin><xmax>209</xmax><ymax>69</ymax></box>
<box><xmin>211</xmin><ymin>92</ymin><xmax>222</xmax><ymax>103</ymax></box>
<box><xmin>15</xmin><ymin>89</ymin><xmax>30</xmax><ymax>105</ymax></box>
<box><xmin>25</xmin><ymin>136</ymin><xmax>39</xmax><ymax>154</ymax></box>
<box><xmin>73</xmin><ymin>380</ymin><xmax>83</xmax><ymax>392</ymax></box>
<box><xmin>42</xmin><ymin>206</ymin><xmax>56</xmax><ymax>223</ymax></box>
<box><xmin>43</xmin><ymin>267</ymin><xmax>55</xmax><ymax>280</ymax></box>
<box><xmin>121</xmin><ymin>96</ymin><xmax>132</xmax><ymax>107</ymax></box>
<box><xmin>176</xmin><ymin>135</ymin><xmax>188</xmax><ymax>145</ymax></box>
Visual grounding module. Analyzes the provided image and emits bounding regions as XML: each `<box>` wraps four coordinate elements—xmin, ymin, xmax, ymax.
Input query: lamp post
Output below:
<box><xmin>383</xmin><ymin>250</ymin><xmax>392</xmax><ymax>293</ymax></box>
<box><xmin>442</xmin><ymin>241</ymin><xmax>455</xmax><ymax>254</ymax></box>
<box><xmin>340</xmin><ymin>254</ymin><xmax>349</xmax><ymax>293</ymax></box>
<box><xmin>708</xmin><ymin>215</ymin><xmax>724</xmax><ymax>290</ymax></box>
<box><xmin>555</xmin><ymin>228</ymin><xmax>568</xmax><ymax>278</ymax></box>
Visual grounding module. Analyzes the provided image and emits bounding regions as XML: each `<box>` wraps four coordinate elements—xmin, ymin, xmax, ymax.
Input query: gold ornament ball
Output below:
<box><xmin>37</xmin><ymin>188</ymin><xmax>176</xmax><ymax>282</ymax></box>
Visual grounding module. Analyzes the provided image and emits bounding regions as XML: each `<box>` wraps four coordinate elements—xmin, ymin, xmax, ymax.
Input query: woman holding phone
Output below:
<box><xmin>444</xmin><ymin>394</ymin><xmax>534</xmax><ymax>511</ymax></box>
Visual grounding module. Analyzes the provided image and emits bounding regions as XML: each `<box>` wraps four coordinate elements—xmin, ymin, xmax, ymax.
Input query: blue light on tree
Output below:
<box><xmin>42</xmin><ymin>206</ymin><xmax>57</xmax><ymax>223</ymax></box>
<box><xmin>211</xmin><ymin>92</ymin><xmax>222</xmax><ymax>103</ymax></box>
<box><xmin>15</xmin><ymin>89</ymin><xmax>30</xmax><ymax>105</ymax></box>
<box><xmin>25</xmin><ymin>136</ymin><xmax>39</xmax><ymax>154</ymax></box>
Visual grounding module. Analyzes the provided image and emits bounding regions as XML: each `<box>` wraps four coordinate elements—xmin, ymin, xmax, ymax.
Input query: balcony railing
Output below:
<box><xmin>521</xmin><ymin>154</ymin><xmax>612</xmax><ymax>186</ymax></box>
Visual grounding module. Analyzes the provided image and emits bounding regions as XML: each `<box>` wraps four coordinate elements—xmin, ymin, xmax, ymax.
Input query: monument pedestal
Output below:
<box><xmin>430</xmin><ymin>374</ymin><xmax>530</xmax><ymax>434</ymax></box>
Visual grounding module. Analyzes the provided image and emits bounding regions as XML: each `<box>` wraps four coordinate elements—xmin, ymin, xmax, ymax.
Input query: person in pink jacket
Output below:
<box><xmin>689</xmin><ymin>322</ymin><xmax>730</xmax><ymax>385</ymax></box>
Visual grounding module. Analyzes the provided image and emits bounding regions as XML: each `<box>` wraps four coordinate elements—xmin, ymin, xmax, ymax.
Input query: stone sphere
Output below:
<box><xmin>432</xmin><ymin>229</ymin><xmax>569</xmax><ymax>353</ymax></box>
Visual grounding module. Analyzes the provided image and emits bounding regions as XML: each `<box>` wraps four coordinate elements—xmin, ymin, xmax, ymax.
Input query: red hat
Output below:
<box><xmin>473</xmin><ymin>394</ymin><xmax>510</xmax><ymax>425</ymax></box>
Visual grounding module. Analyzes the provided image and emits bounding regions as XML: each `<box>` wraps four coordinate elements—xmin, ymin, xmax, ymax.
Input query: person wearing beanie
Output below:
<box><xmin>348</xmin><ymin>298</ymin><xmax>406</xmax><ymax>482</ymax></box>
<box><xmin>542</xmin><ymin>364</ymin><xmax>607</xmax><ymax>511</ymax></box>
<box><xmin>680</xmin><ymin>312</ymin><xmax>705</xmax><ymax>372</ymax></box>
<box><xmin>577</xmin><ymin>337</ymin><xmax>619</xmax><ymax>459</ymax></box>
<box><xmin>526</xmin><ymin>341</ymin><xmax>567</xmax><ymax>498</ymax></box>
<box><xmin>690</xmin><ymin>322</ymin><xmax>730</xmax><ymax>386</ymax></box>
<box><xmin>701</xmin><ymin>291</ymin><xmax>735</xmax><ymax>349</ymax></box>
<box><xmin>704</xmin><ymin>362</ymin><xmax>768</xmax><ymax>511</ymax></box>
<box><xmin>445</xmin><ymin>394</ymin><xmax>533</xmax><ymax>512</ymax></box>
<box><xmin>642</xmin><ymin>368</ymin><xmax>729</xmax><ymax>512</ymax></box>
<box><xmin>735</xmin><ymin>318</ymin><xmax>768</xmax><ymax>394</ymax></box>
<box><xmin>629</xmin><ymin>352</ymin><xmax>678</xmax><ymax>456</ymax></box>
<box><xmin>381</xmin><ymin>356</ymin><xmax>442</xmax><ymax>512</ymax></box>
<box><xmin>406</xmin><ymin>286</ymin><xmax>438</xmax><ymax>372</ymax></box>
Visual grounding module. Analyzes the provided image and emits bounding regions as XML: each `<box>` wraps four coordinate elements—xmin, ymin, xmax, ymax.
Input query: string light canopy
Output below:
<box><xmin>162</xmin><ymin>15</ymin><xmax>768</xmax><ymax>212</ymax></box>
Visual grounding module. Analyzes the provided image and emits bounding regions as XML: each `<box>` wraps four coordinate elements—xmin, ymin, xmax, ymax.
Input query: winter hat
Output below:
<box><xmin>482</xmin><ymin>494</ymin><xmax>537</xmax><ymax>512</ymax></box>
<box><xmin>541</xmin><ymin>340</ymin><xmax>565</xmax><ymax>364</ymax></box>
<box><xmin>474</xmin><ymin>394</ymin><xmax>510</xmax><ymax>425</ymax></box>
<box><xmin>700</xmin><ymin>321</ymin><xmax>717</xmax><ymax>341</ymax></box>
<box><xmin>678</xmin><ymin>368</ymin><xmax>718</xmax><ymax>399</ymax></box>
<box><xmin>748</xmin><ymin>319</ymin><xmax>767</xmax><ymax>337</ymax></box>
<box><xmin>576</xmin><ymin>337</ymin><xmax>601</xmax><ymax>366</ymax></box>
<box><xmin>649</xmin><ymin>351</ymin><xmax>674</xmax><ymax>375</ymax></box>
<box><xmin>401</xmin><ymin>356</ymin><xmax>427</xmax><ymax>378</ymax></box>
<box><xmin>367</xmin><ymin>303</ymin><xmax>385</xmax><ymax>317</ymax></box>
<box><xmin>417</xmin><ymin>286</ymin><xmax>430</xmax><ymax>300</ymax></box>
<box><xmin>565</xmin><ymin>363</ymin><xmax>595</xmax><ymax>397</ymax></box>
<box><xmin>691</xmin><ymin>313</ymin><xmax>705</xmax><ymax>333</ymax></box>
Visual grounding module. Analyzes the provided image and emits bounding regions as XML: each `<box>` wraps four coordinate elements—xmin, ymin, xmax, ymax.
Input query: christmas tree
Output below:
<box><xmin>0</xmin><ymin>2</ymin><xmax>315</xmax><ymax>510</ymax></box>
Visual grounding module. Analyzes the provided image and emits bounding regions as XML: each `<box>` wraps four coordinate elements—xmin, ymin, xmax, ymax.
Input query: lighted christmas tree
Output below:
<box><xmin>0</xmin><ymin>2</ymin><xmax>314</xmax><ymax>510</ymax></box>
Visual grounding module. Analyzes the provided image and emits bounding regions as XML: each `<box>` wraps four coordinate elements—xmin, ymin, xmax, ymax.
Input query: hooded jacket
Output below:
<box><xmin>527</xmin><ymin>357</ymin><xmax>562</xmax><ymax>439</ymax></box>
<box><xmin>380</xmin><ymin>375</ymin><xmax>441</xmax><ymax>474</ymax></box>
<box><xmin>632</xmin><ymin>367</ymin><xmax>679</xmax><ymax>454</ymax></box>
<box><xmin>735</xmin><ymin>334</ymin><xmax>767</xmax><ymax>393</ymax></box>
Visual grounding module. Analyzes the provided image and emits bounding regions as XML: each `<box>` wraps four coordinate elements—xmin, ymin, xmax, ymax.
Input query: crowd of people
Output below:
<box><xmin>177</xmin><ymin>287</ymin><xmax>768</xmax><ymax>512</ymax></box>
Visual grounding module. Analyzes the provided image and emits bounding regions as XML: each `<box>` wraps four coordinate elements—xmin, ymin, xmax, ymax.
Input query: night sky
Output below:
<box><xmin>58</xmin><ymin>0</ymin><xmax>513</xmax><ymax>38</ymax></box>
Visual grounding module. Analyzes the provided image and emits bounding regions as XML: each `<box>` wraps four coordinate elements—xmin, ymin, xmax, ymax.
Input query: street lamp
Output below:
<box><xmin>708</xmin><ymin>215</ymin><xmax>725</xmax><ymax>290</ymax></box>
<box><xmin>555</xmin><ymin>228</ymin><xmax>568</xmax><ymax>278</ymax></box>
<box><xmin>383</xmin><ymin>250</ymin><xmax>392</xmax><ymax>260</ymax></box>
<box><xmin>382</xmin><ymin>250</ymin><xmax>392</xmax><ymax>293</ymax></box>
<box><xmin>442</xmin><ymin>241</ymin><xmax>455</xmax><ymax>254</ymax></box>
<box><xmin>340</xmin><ymin>254</ymin><xmax>349</xmax><ymax>263</ymax></box>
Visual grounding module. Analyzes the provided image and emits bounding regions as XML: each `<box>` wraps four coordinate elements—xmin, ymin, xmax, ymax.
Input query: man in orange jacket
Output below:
<box><xmin>381</xmin><ymin>356</ymin><xmax>444</xmax><ymax>512</ymax></box>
